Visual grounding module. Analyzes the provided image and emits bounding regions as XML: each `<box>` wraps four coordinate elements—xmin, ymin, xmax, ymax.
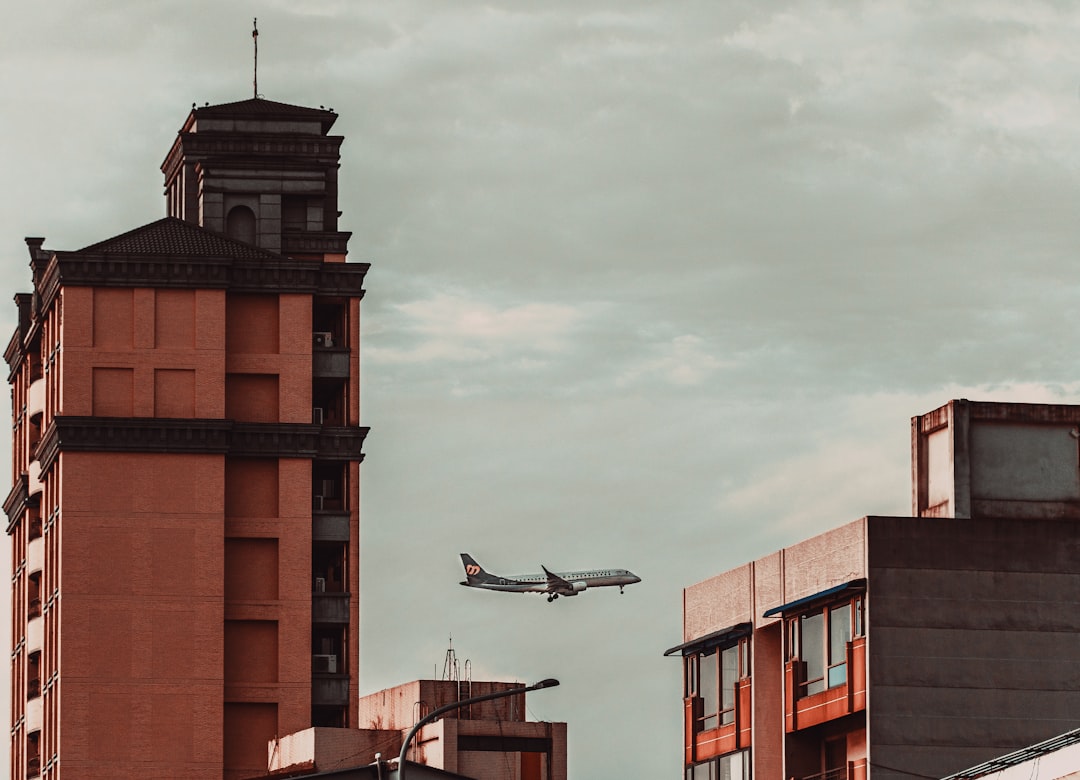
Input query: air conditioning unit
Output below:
<box><xmin>314</xmin><ymin>577</ymin><xmax>326</xmax><ymax>592</ymax></box>
<box><xmin>313</xmin><ymin>332</ymin><xmax>334</xmax><ymax>348</ymax></box>
<box><xmin>313</xmin><ymin>407</ymin><xmax>325</xmax><ymax>425</ymax></box>
<box><xmin>313</xmin><ymin>496</ymin><xmax>324</xmax><ymax>511</ymax></box>
<box><xmin>313</xmin><ymin>654</ymin><xmax>337</xmax><ymax>674</ymax></box>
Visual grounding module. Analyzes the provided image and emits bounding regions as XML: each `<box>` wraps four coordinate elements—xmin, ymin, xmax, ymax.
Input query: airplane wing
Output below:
<box><xmin>542</xmin><ymin>565</ymin><xmax>573</xmax><ymax>595</ymax></box>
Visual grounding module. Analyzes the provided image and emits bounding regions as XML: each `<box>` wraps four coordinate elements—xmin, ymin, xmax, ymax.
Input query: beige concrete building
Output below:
<box><xmin>669</xmin><ymin>400</ymin><xmax>1080</xmax><ymax>780</ymax></box>
<box><xmin>263</xmin><ymin>679</ymin><xmax>568</xmax><ymax>780</ymax></box>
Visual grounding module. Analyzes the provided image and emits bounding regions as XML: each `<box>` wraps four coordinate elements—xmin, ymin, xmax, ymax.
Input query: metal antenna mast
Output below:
<box><xmin>252</xmin><ymin>18</ymin><xmax>259</xmax><ymax>98</ymax></box>
<box><xmin>442</xmin><ymin>636</ymin><xmax>459</xmax><ymax>682</ymax></box>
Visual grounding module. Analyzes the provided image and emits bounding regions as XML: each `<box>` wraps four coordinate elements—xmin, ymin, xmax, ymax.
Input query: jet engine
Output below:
<box><xmin>569</xmin><ymin>581</ymin><xmax>588</xmax><ymax>594</ymax></box>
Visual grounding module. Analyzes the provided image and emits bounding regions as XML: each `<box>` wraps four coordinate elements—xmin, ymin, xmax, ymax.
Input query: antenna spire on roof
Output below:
<box><xmin>252</xmin><ymin>18</ymin><xmax>259</xmax><ymax>98</ymax></box>
<box><xmin>442</xmin><ymin>636</ymin><xmax>459</xmax><ymax>682</ymax></box>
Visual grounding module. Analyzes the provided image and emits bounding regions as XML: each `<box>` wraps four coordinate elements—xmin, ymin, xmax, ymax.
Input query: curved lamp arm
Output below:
<box><xmin>397</xmin><ymin>678</ymin><xmax>559</xmax><ymax>779</ymax></box>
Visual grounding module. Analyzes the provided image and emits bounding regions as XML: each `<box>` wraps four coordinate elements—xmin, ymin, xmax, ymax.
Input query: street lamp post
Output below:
<box><xmin>396</xmin><ymin>678</ymin><xmax>560</xmax><ymax>780</ymax></box>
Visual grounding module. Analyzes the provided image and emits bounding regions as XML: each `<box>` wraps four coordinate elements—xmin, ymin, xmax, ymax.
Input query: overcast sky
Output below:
<box><xmin>5</xmin><ymin>2</ymin><xmax>1080</xmax><ymax>777</ymax></box>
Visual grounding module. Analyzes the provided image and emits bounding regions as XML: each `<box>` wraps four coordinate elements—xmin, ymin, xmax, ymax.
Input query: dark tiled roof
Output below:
<box><xmin>76</xmin><ymin>217</ymin><xmax>283</xmax><ymax>260</ymax></box>
<box><xmin>194</xmin><ymin>98</ymin><xmax>338</xmax><ymax>132</ymax></box>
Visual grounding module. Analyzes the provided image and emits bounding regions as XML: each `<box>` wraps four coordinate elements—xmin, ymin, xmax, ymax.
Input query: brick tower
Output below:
<box><xmin>5</xmin><ymin>98</ymin><xmax>368</xmax><ymax>779</ymax></box>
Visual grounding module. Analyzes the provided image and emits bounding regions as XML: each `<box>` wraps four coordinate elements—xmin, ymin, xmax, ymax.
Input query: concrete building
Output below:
<box><xmin>5</xmin><ymin>97</ymin><xmax>368</xmax><ymax>779</ymax></box>
<box><xmin>668</xmin><ymin>400</ymin><xmax>1080</xmax><ymax>780</ymax></box>
<box><xmin>264</xmin><ymin>680</ymin><xmax>568</xmax><ymax>780</ymax></box>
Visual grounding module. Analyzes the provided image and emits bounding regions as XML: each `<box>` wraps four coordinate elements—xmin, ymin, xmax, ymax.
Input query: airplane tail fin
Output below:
<box><xmin>460</xmin><ymin>553</ymin><xmax>497</xmax><ymax>585</ymax></box>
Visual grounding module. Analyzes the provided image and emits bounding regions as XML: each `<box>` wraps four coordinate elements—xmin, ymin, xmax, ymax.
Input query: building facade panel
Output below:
<box><xmin>751</xmin><ymin>552</ymin><xmax>784</xmax><ymax>630</ymax></box>
<box><xmin>869</xmin><ymin>626</ymin><xmax>1080</xmax><ymax>690</ymax></box>
<box><xmin>779</xmin><ymin>520</ymin><xmax>867</xmax><ymax>606</ymax></box>
<box><xmin>752</xmin><ymin>622</ymin><xmax>784</xmax><ymax>780</ymax></box>
<box><xmin>868</xmin><ymin>514</ymin><xmax>1080</xmax><ymax>779</ymax></box>
<box><xmin>683</xmin><ymin>563</ymin><xmax>754</xmax><ymax>644</ymax></box>
<box><xmin>56</xmin><ymin>450</ymin><xmax>225</xmax><ymax>777</ymax></box>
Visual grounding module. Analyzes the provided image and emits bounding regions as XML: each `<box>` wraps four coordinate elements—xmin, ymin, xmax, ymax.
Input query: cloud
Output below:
<box><xmin>714</xmin><ymin>381</ymin><xmax>1080</xmax><ymax>541</ymax></box>
<box><xmin>616</xmin><ymin>334</ymin><xmax>727</xmax><ymax>388</ymax></box>
<box><xmin>366</xmin><ymin>291</ymin><xmax>593</xmax><ymax>365</ymax></box>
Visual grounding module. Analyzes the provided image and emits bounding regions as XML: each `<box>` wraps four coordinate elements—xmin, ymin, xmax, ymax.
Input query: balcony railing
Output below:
<box><xmin>313</xmin><ymin>348</ymin><xmax>350</xmax><ymax>379</ymax></box>
<box><xmin>28</xmin><ymin>598</ymin><xmax>42</xmax><ymax>619</ymax></box>
<box><xmin>27</xmin><ymin>756</ymin><xmax>41</xmax><ymax>777</ymax></box>
<box><xmin>27</xmin><ymin>678</ymin><xmax>40</xmax><ymax>699</ymax></box>
<box><xmin>313</xmin><ymin>592</ymin><xmax>350</xmax><ymax>624</ymax></box>
<box><xmin>312</xmin><ymin>511</ymin><xmax>350</xmax><ymax>542</ymax></box>
<box><xmin>312</xmin><ymin>674</ymin><xmax>350</xmax><ymax>707</ymax></box>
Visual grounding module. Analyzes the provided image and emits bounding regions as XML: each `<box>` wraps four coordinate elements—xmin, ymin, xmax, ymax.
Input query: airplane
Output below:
<box><xmin>459</xmin><ymin>553</ymin><xmax>641</xmax><ymax>603</ymax></box>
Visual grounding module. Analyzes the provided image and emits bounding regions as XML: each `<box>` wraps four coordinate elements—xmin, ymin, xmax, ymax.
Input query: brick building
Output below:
<box><xmin>668</xmin><ymin>400</ymin><xmax>1080</xmax><ymax>780</ymax></box>
<box><xmin>5</xmin><ymin>97</ymin><xmax>368</xmax><ymax>779</ymax></box>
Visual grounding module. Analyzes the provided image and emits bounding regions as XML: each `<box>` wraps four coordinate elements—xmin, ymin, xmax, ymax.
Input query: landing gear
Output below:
<box><xmin>547</xmin><ymin>594</ymin><xmax>559</xmax><ymax>603</ymax></box>
<box><xmin>619</xmin><ymin>586</ymin><xmax>625</xmax><ymax>594</ymax></box>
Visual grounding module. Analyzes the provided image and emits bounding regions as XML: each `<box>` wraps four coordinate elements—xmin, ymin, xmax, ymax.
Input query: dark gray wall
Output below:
<box><xmin>867</xmin><ymin>515</ymin><xmax>1080</xmax><ymax>780</ymax></box>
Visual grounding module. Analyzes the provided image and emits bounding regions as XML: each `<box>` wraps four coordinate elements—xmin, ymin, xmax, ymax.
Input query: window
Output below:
<box><xmin>27</xmin><ymin>729</ymin><xmax>41</xmax><ymax>777</ymax></box>
<box><xmin>28</xmin><ymin>651</ymin><xmax>41</xmax><ymax>699</ymax></box>
<box><xmin>685</xmin><ymin>637</ymin><xmax>750</xmax><ymax>731</ymax></box>
<box><xmin>827</xmin><ymin>603</ymin><xmax>851</xmax><ymax>687</ymax></box>
<box><xmin>283</xmin><ymin>195</ymin><xmax>324</xmax><ymax>232</ymax></box>
<box><xmin>824</xmin><ymin>736</ymin><xmax>847</xmax><ymax>774</ymax></box>
<box><xmin>28</xmin><ymin>507</ymin><xmax>42</xmax><ymax>540</ymax></box>
<box><xmin>686</xmin><ymin>750</ymin><xmax>751</xmax><ymax>780</ymax></box>
<box><xmin>28</xmin><ymin>571</ymin><xmax>42</xmax><ymax>620</ymax></box>
<box><xmin>282</xmin><ymin>196</ymin><xmax>307</xmax><ymax>232</ymax></box>
<box><xmin>226</xmin><ymin>205</ymin><xmax>256</xmax><ymax>244</ymax></box>
<box><xmin>787</xmin><ymin>595</ymin><xmax>863</xmax><ymax>698</ymax></box>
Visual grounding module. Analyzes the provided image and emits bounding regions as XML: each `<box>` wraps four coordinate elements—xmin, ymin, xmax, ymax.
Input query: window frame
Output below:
<box><xmin>786</xmin><ymin>594</ymin><xmax>864</xmax><ymax>699</ymax></box>
<box><xmin>686</xmin><ymin>749</ymin><xmax>751</xmax><ymax>780</ymax></box>
<box><xmin>685</xmin><ymin>636</ymin><xmax>751</xmax><ymax>732</ymax></box>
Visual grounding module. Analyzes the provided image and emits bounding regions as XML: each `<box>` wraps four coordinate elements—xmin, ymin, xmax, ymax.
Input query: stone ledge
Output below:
<box><xmin>4</xmin><ymin>474</ymin><xmax>29</xmax><ymax>531</ymax></box>
<box><xmin>36</xmin><ymin>417</ymin><xmax>369</xmax><ymax>473</ymax></box>
<box><xmin>37</xmin><ymin>256</ymin><xmax>369</xmax><ymax>313</ymax></box>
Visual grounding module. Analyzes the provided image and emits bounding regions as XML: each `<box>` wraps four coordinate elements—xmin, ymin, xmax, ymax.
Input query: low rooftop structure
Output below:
<box><xmin>262</xmin><ymin>679</ymin><xmax>567</xmax><ymax>780</ymax></box>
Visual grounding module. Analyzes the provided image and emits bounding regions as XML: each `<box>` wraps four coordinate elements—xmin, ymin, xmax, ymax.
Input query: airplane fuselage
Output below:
<box><xmin>460</xmin><ymin>554</ymin><xmax>641</xmax><ymax>602</ymax></box>
<box><xmin>469</xmin><ymin>569</ymin><xmax>638</xmax><ymax>592</ymax></box>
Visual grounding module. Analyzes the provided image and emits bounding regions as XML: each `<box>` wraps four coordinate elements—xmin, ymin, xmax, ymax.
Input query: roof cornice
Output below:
<box><xmin>36</xmin><ymin>417</ymin><xmax>369</xmax><ymax>474</ymax></box>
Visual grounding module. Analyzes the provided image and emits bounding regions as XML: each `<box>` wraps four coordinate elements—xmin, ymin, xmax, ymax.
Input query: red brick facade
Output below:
<box><xmin>6</xmin><ymin>98</ymin><xmax>368</xmax><ymax>779</ymax></box>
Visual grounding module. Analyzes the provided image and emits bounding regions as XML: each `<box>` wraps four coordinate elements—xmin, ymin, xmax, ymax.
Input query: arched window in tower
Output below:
<box><xmin>226</xmin><ymin>205</ymin><xmax>257</xmax><ymax>245</ymax></box>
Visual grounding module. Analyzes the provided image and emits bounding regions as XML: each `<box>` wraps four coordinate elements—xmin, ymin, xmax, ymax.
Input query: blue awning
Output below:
<box><xmin>762</xmin><ymin>579</ymin><xmax>865</xmax><ymax>619</ymax></box>
<box><xmin>663</xmin><ymin>622</ymin><xmax>753</xmax><ymax>658</ymax></box>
